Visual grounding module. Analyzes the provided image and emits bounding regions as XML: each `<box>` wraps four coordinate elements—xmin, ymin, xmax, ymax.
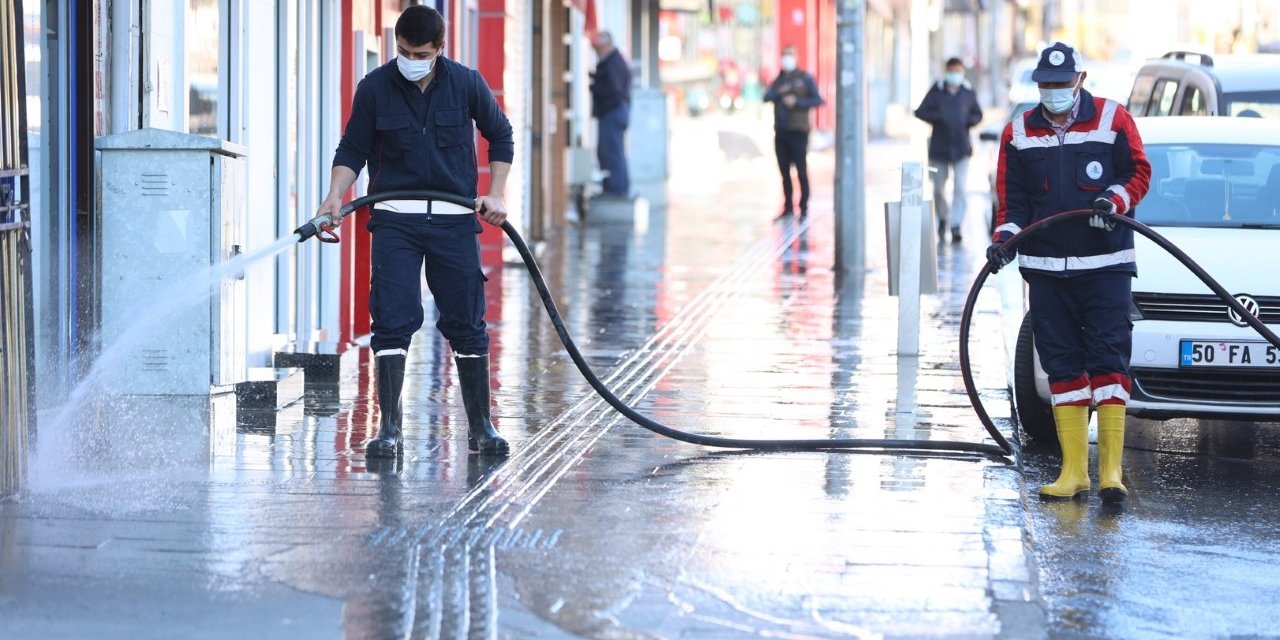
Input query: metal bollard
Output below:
<box><xmin>898</xmin><ymin>163</ymin><xmax>924</xmax><ymax>356</ymax></box>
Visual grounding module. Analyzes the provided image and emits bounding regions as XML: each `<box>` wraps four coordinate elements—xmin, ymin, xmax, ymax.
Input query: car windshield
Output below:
<box><xmin>1138</xmin><ymin>143</ymin><xmax>1280</xmax><ymax>227</ymax></box>
<box><xmin>1222</xmin><ymin>91</ymin><xmax>1280</xmax><ymax>119</ymax></box>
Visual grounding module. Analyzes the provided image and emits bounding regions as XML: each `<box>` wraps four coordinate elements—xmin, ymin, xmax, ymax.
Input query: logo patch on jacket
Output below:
<box><xmin>1086</xmin><ymin>161</ymin><xmax>1103</xmax><ymax>180</ymax></box>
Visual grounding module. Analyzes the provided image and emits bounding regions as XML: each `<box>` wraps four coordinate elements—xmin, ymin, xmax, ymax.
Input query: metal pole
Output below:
<box><xmin>834</xmin><ymin>0</ymin><xmax>865</xmax><ymax>275</ymax></box>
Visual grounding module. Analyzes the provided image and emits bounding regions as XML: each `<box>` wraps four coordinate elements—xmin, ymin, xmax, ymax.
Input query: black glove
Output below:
<box><xmin>986</xmin><ymin>240</ymin><xmax>1013</xmax><ymax>274</ymax></box>
<box><xmin>1089</xmin><ymin>196</ymin><xmax>1118</xmax><ymax>232</ymax></box>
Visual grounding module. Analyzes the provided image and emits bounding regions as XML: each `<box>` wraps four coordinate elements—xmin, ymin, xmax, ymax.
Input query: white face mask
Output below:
<box><xmin>1040</xmin><ymin>77</ymin><xmax>1080</xmax><ymax>114</ymax></box>
<box><xmin>398</xmin><ymin>55</ymin><xmax>436</xmax><ymax>82</ymax></box>
<box><xmin>780</xmin><ymin>54</ymin><xmax>797</xmax><ymax>72</ymax></box>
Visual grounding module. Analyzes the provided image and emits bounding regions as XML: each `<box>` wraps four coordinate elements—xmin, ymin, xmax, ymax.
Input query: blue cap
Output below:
<box><xmin>1031</xmin><ymin>42</ymin><xmax>1084</xmax><ymax>83</ymax></box>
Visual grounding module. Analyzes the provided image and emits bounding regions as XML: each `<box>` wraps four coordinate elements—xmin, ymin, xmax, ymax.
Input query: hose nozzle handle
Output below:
<box><xmin>293</xmin><ymin>211</ymin><xmax>345</xmax><ymax>243</ymax></box>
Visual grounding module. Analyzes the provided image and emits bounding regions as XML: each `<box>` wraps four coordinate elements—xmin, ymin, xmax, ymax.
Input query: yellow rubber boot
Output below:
<box><xmin>1096</xmin><ymin>404</ymin><xmax>1128</xmax><ymax>503</ymax></box>
<box><xmin>1039</xmin><ymin>405</ymin><xmax>1091</xmax><ymax>500</ymax></box>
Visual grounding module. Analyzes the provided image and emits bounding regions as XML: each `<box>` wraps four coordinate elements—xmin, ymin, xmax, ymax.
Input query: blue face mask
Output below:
<box><xmin>1040</xmin><ymin>78</ymin><xmax>1080</xmax><ymax>114</ymax></box>
<box><xmin>944</xmin><ymin>71</ymin><xmax>964</xmax><ymax>87</ymax></box>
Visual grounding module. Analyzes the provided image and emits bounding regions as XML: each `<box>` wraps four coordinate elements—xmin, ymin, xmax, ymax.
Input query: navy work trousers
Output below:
<box><xmin>597</xmin><ymin>105</ymin><xmax>630</xmax><ymax>197</ymax></box>
<box><xmin>1026</xmin><ymin>270</ymin><xmax>1132</xmax><ymax>383</ymax></box>
<box><xmin>774</xmin><ymin>130</ymin><xmax>810</xmax><ymax>212</ymax></box>
<box><xmin>367</xmin><ymin>210</ymin><xmax>489</xmax><ymax>355</ymax></box>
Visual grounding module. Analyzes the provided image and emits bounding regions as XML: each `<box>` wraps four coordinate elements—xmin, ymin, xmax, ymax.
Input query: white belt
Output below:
<box><xmin>377</xmin><ymin>199</ymin><xmax>476</xmax><ymax>215</ymax></box>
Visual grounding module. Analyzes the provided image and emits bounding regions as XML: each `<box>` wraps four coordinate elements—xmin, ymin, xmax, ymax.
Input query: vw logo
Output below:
<box><xmin>1227</xmin><ymin>294</ymin><xmax>1261</xmax><ymax>327</ymax></box>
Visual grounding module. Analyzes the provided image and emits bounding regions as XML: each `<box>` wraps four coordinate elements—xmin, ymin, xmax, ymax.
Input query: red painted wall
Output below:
<box><xmin>775</xmin><ymin>0</ymin><xmax>835</xmax><ymax>131</ymax></box>
<box><xmin>814</xmin><ymin>0</ymin><xmax>836</xmax><ymax>131</ymax></box>
<box><xmin>339</xmin><ymin>0</ymin><xmax>380</xmax><ymax>347</ymax></box>
<box><xmin>475</xmin><ymin>0</ymin><xmax>506</xmax><ymax>271</ymax></box>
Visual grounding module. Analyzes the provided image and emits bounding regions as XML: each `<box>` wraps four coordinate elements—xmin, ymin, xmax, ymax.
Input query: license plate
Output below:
<box><xmin>1179</xmin><ymin>340</ymin><xmax>1280</xmax><ymax>368</ymax></box>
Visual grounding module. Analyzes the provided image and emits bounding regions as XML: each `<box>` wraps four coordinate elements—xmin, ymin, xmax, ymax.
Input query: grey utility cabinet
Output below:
<box><xmin>96</xmin><ymin>128</ymin><xmax>248</xmax><ymax>396</ymax></box>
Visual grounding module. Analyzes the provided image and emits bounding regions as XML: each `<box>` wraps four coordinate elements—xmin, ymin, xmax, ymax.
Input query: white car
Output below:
<box><xmin>1007</xmin><ymin>57</ymin><xmax>1040</xmax><ymax>105</ymax></box>
<box><xmin>1014</xmin><ymin>117</ymin><xmax>1280</xmax><ymax>441</ymax></box>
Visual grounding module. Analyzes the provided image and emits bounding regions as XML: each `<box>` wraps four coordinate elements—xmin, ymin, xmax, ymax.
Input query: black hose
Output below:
<box><xmin>958</xmin><ymin>208</ymin><xmax>1280</xmax><ymax>451</ymax></box>
<box><xmin>332</xmin><ymin>190</ymin><xmax>1011</xmax><ymax>458</ymax></box>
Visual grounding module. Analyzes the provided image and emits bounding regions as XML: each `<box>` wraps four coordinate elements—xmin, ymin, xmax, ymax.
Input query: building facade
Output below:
<box><xmin>21</xmin><ymin>0</ymin><xmax>661</xmax><ymax>415</ymax></box>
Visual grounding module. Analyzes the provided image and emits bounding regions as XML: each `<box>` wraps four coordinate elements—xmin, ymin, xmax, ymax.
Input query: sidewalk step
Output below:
<box><xmin>234</xmin><ymin>366</ymin><xmax>304</xmax><ymax>411</ymax></box>
<box><xmin>273</xmin><ymin>342</ymin><xmax>343</xmax><ymax>385</ymax></box>
<box><xmin>585</xmin><ymin>194</ymin><xmax>638</xmax><ymax>223</ymax></box>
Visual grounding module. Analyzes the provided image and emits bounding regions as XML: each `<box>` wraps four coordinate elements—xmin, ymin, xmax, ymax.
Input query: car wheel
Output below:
<box><xmin>1014</xmin><ymin>313</ymin><xmax>1056</xmax><ymax>443</ymax></box>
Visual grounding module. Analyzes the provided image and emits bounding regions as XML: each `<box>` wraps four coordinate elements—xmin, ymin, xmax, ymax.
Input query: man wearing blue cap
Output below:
<box><xmin>986</xmin><ymin>42</ymin><xmax>1152</xmax><ymax>504</ymax></box>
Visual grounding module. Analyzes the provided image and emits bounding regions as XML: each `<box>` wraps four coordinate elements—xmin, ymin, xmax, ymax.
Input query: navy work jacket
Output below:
<box><xmin>333</xmin><ymin>57</ymin><xmax>514</xmax><ymax>199</ymax></box>
<box><xmin>914</xmin><ymin>80</ymin><xmax>984</xmax><ymax>162</ymax></box>
<box><xmin>994</xmin><ymin>91</ymin><xmax>1151</xmax><ymax>277</ymax></box>
<box><xmin>591</xmin><ymin>49</ymin><xmax>631</xmax><ymax>117</ymax></box>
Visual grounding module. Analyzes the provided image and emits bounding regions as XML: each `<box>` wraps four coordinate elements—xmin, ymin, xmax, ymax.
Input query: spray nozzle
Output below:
<box><xmin>294</xmin><ymin>212</ymin><xmax>343</xmax><ymax>243</ymax></box>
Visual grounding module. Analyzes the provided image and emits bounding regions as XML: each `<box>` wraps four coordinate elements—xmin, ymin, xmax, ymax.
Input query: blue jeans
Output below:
<box><xmin>597</xmin><ymin>105</ymin><xmax>630</xmax><ymax>197</ymax></box>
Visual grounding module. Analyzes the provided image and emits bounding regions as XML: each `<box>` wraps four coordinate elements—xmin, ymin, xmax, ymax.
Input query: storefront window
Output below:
<box><xmin>187</xmin><ymin>0</ymin><xmax>219</xmax><ymax>135</ymax></box>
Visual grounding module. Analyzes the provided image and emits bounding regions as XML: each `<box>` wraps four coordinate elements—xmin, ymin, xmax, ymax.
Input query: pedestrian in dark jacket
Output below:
<box><xmin>316</xmin><ymin>5</ymin><xmax>514</xmax><ymax>459</ymax></box>
<box><xmin>914</xmin><ymin>57</ymin><xmax>984</xmax><ymax>243</ymax></box>
<box><xmin>763</xmin><ymin>44</ymin><xmax>823</xmax><ymax>220</ymax></box>
<box><xmin>590</xmin><ymin>31</ymin><xmax>631</xmax><ymax>198</ymax></box>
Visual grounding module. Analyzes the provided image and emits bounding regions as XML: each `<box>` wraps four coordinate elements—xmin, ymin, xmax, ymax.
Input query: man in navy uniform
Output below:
<box><xmin>987</xmin><ymin>42</ymin><xmax>1151</xmax><ymax>503</ymax></box>
<box><xmin>314</xmin><ymin>5</ymin><xmax>514</xmax><ymax>458</ymax></box>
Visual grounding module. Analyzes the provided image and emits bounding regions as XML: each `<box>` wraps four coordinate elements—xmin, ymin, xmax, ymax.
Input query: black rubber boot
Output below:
<box><xmin>366</xmin><ymin>353</ymin><xmax>406</xmax><ymax>458</ymax></box>
<box><xmin>455</xmin><ymin>354</ymin><xmax>510</xmax><ymax>456</ymax></box>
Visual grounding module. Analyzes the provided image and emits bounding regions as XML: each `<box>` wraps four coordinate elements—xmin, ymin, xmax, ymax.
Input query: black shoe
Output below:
<box><xmin>1099</xmin><ymin>487</ymin><xmax>1128</xmax><ymax>504</ymax></box>
<box><xmin>455</xmin><ymin>354</ymin><xmax>510</xmax><ymax>456</ymax></box>
<box><xmin>365</xmin><ymin>455</ymin><xmax>403</xmax><ymax>474</ymax></box>
<box><xmin>366</xmin><ymin>353</ymin><xmax>406</xmax><ymax>458</ymax></box>
<box><xmin>950</xmin><ymin>226</ymin><xmax>962</xmax><ymax>243</ymax></box>
<box><xmin>775</xmin><ymin>208</ymin><xmax>794</xmax><ymax>221</ymax></box>
<box><xmin>798</xmin><ymin>208</ymin><xmax>808</xmax><ymax>219</ymax></box>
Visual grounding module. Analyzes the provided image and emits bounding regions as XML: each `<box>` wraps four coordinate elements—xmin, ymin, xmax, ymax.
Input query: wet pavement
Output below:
<box><xmin>22</xmin><ymin>109</ymin><xmax>1280</xmax><ymax>638</ymax></box>
<box><xmin>1024</xmin><ymin>419</ymin><xmax>1280</xmax><ymax>639</ymax></box>
<box><xmin>5</xmin><ymin>113</ymin><xmax>1036</xmax><ymax>639</ymax></box>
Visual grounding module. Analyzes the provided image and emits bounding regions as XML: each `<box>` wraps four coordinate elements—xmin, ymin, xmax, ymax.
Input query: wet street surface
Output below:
<box><xmin>1023</xmin><ymin>419</ymin><xmax>1280</xmax><ymax>639</ymax></box>
<box><xmin>3</xmin><ymin>112</ymin><xmax>1279</xmax><ymax>638</ymax></box>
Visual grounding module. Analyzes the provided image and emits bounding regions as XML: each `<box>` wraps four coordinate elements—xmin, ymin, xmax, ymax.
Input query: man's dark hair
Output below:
<box><xmin>396</xmin><ymin>5</ymin><xmax>446</xmax><ymax>47</ymax></box>
<box><xmin>945</xmin><ymin>57</ymin><xmax>964</xmax><ymax>68</ymax></box>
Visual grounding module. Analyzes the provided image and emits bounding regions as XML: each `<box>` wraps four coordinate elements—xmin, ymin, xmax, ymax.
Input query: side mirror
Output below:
<box><xmin>979</xmin><ymin>130</ymin><xmax>999</xmax><ymax>142</ymax></box>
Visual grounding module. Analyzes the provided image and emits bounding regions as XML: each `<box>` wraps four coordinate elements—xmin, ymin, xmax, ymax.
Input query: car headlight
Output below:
<box><xmin>1129</xmin><ymin>297</ymin><xmax>1145</xmax><ymax>321</ymax></box>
